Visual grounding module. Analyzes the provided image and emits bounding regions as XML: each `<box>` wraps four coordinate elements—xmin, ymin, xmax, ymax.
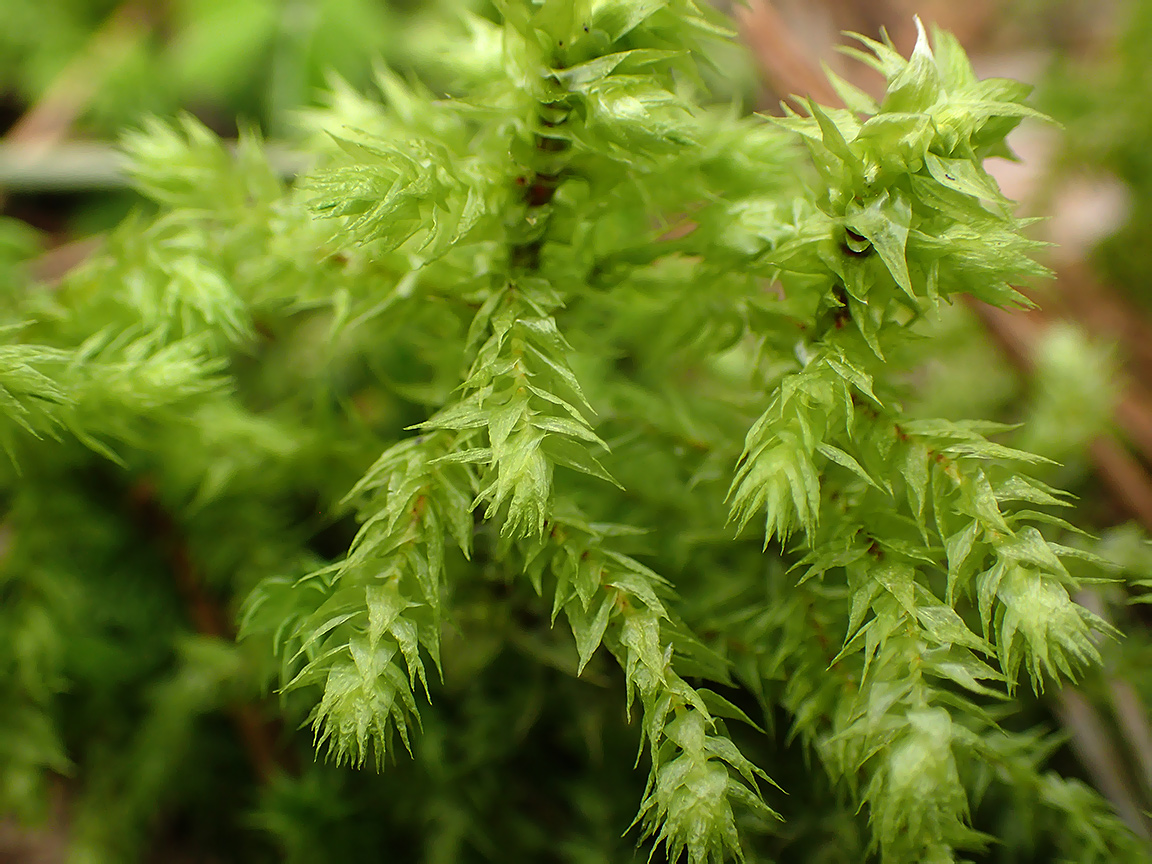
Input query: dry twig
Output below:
<box><xmin>5</xmin><ymin>2</ymin><xmax>152</xmax><ymax>148</ymax></box>
<box><xmin>127</xmin><ymin>479</ymin><xmax>291</xmax><ymax>783</ymax></box>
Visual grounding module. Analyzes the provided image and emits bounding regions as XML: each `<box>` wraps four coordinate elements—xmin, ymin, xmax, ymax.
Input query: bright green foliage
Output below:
<box><xmin>1</xmin><ymin>4</ymin><xmax>1149</xmax><ymax>864</ymax></box>
<box><xmin>246</xmin><ymin>432</ymin><xmax>473</xmax><ymax>769</ymax></box>
<box><xmin>0</xmin><ymin>0</ymin><xmax>466</xmax><ymax>135</ymax></box>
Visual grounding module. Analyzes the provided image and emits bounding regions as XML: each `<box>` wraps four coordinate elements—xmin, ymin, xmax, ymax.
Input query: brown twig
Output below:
<box><xmin>1078</xmin><ymin>589</ymin><xmax>1152</xmax><ymax>805</ymax></box>
<box><xmin>127</xmin><ymin>479</ymin><xmax>290</xmax><ymax>784</ymax></box>
<box><xmin>968</xmin><ymin>298</ymin><xmax>1152</xmax><ymax>532</ymax></box>
<box><xmin>1043</xmin><ymin>260</ymin><xmax>1152</xmax><ymax>453</ymax></box>
<box><xmin>1055</xmin><ymin>688</ymin><xmax>1152</xmax><ymax>840</ymax></box>
<box><xmin>1088</xmin><ymin>438</ymin><xmax>1152</xmax><ymax>532</ymax></box>
<box><xmin>1</xmin><ymin>0</ymin><xmax>153</xmax><ymax>252</ymax></box>
<box><xmin>5</xmin><ymin>2</ymin><xmax>152</xmax><ymax>148</ymax></box>
<box><xmin>28</xmin><ymin>236</ymin><xmax>105</xmax><ymax>286</ymax></box>
<box><xmin>735</xmin><ymin>0</ymin><xmax>843</xmax><ymax>112</ymax></box>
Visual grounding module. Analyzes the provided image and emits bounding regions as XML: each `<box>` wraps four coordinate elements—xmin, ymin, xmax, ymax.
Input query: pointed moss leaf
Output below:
<box><xmin>946</xmin><ymin>521</ymin><xmax>980</xmax><ymax>603</ymax></box>
<box><xmin>524</xmin><ymin>382</ymin><xmax>588</xmax><ymax>422</ymax></box>
<box><xmin>610</xmin><ymin>581</ymin><xmax>668</xmax><ymax>627</ymax></box>
<box><xmin>956</xmin><ymin>95</ymin><xmax>1049</xmax><ymax>125</ymax></box>
<box><xmin>590</xmin><ymin>0</ymin><xmax>666</xmax><ymax>42</ymax></box>
<box><xmin>420</xmin><ymin>397</ymin><xmax>490</xmax><ymax>431</ymax></box>
<box><xmin>901</xmin><ymin>442</ymin><xmax>930</xmax><ymax>529</ymax></box>
<box><xmin>541</xmin><ymin>435</ymin><xmax>621</xmax><ymax>486</ymax></box>
<box><xmin>873</xmin><ymin>561</ymin><xmax>917</xmax><ymax>618</ymax></box>
<box><xmin>930</xmin><ymin>27</ymin><xmax>978</xmax><ymax>89</ymax></box>
<box><xmin>846</xmin><ymin>576</ymin><xmax>882</xmax><ymax>640</ymax></box>
<box><xmin>465</xmin><ymin>289</ymin><xmax>506</xmax><ymax>355</ymax></box>
<box><xmin>366</xmin><ymin>585</ymin><xmax>404</xmax><ymax>650</ymax></box>
<box><xmin>829</xmin><ymin>623</ymin><xmax>869</xmax><ymax>668</ymax></box>
<box><xmin>821</xmin><ymin>62</ymin><xmax>879</xmax><ymax>114</ymax></box>
<box><xmin>294</xmin><ymin>611</ymin><xmax>358</xmax><ymax>661</ymax></box>
<box><xmin>943</xmin><ymin>440</ymin><xmax>1056</xmax><ymax>465</ymax></box>
<box><xmin>926</xmin><ymin>647</ymin><xmax>1006</xmax><ymax>698</ymax></box>
<box><xmin>994</xmin><ymin>475</ymin><xmax>1073</xmax><ymax>508</ymax></box>
<box><xmin>523</xmin><ymin>343</ymin><xmax>595</xmax><ymax>414</ymax></box>
<box><xmin>726</xmin><ymin>776</ymin><xmax>783</xmax><ymax>820</ymax></box>
<box><xmin>768</xmin><ymin>112</ymin><xmax>824</xmax><ymax>146</ymax></box>
<box><xmin>697</xmin><ymin>689</ymin><xmax>765</xmax><ymax>734</ymax></box>
<box><xmin>703</xmin><ymin>735</ymin><xmax>771</xmax><ymax>788</ymax></box>
<box><xmin>566</xmin><ymin>594</ymin><xmax>616</xmax><ymax>674</ymax></box>
<box><xmin>847</xmin><ymin>292</ymin><xmax>885</xmax><ymax>358</ymax></box>
<box><xmin>516</xmin><ymin>315</ymin><xmax>571</xmax><ymax>355</ymax></box>
<box><xmin>1008</xmin><ymin>510</ymin><xmax>1091</xmax><ymax>538</ymax></box>
<box><xmin>574</xmin><ymin>553</ymin><xmax>604</xmax><ymax>610</ymax></box>
<box><xmin>818</xmin><ymin>443</ymin><xmax>884</xmax><ymax>491</ymax></box>
<box><xmin>1048</xmin><ymin>544</ymin><xmax>1120</xmax><ymax>571</ymax></box>
<box><xmin>903</xmin><ymin>418</ymin><xmax>1021</xmax><ymax>437</ymax></box>
<box><xmin>808</xmin><ymin>101</ymin><xmax>860</xmax><ymax>177</ymax></box>
<box><xmin>433</xmin><ymin>447</ymin><xmax>493</xmax><ymax>465</ymax></box>
<box><xmin>964</xmin><ymin>470</ymin><xmax>1012</xmax><ymax>535</ymax></box>
<box><xmin>799</xmin><ymin>540</ymin><xmax>867</xmax><ymax>585</ymax></box>
<box><xmin>881</xmin><ymin>18</ymin><xmax>941</xmax><ymax>114</ymax></box>
<box><xmin>856</xmin><ymin>112</ymin><xmax>933</xmax><ymax>164</ymax></box>
<box><xmin>915</xmin><ymin>603</ymin><xmax>989</xmax><ymax>653</ymax></box>
<box><xmin>825</xmin><ymin>352</ymin><xmax>879</xmax><ymax>404</ymax></box>
<box><xmin>924</xmin><ymin>153</ymin><xmax>1007</xmax><ymax>210</ymax></box>
<box><xmin>874</xmin><ymin>537</ymin><xmax>938</xmax><ymax>568</ymax></box>
<box><xmin>554</xmin><ymin>49</ymin><xmax>681</xmax><ymax>88</ymax></box>
<box><xmin>488</xmin><ymin>398</ymin><xmax>527</xmax><ymax>450</ymax></box>
<box><xmin>841</xmin><ymin>31</ymin><xmax>907</xmax><ymax>79</ymax></box>
<box><xmin>530</xmin><ymin>413</ymin><xmax>606</xmax><ymax>447</ymax></box>
<box><xmin>977</xmin><ymin>560</ymin><xmax>1007</xmax><ymax>639</ymax></box>
<box><xmin>845</xmin><ymin>191</ymin><xmax>913</xmax><ymax>298</ymax></box>
<box><xmin>999</xmin><ymin>527</ymin><xmax>1070</xmax><ymax>580</ymax></box>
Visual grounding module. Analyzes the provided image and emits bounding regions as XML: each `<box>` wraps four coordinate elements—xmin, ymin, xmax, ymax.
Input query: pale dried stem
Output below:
<box><xmin>1056</xmin><ymin>689</ymin><xmax>1152</xmax><ymax>840</ymax></box>
<box><xmin>969</xmin><ymin>299</ymin><xmax>1152</xmax><ymax>531</ymax></box>
<box><xmin>5</xmin><ymin>2</ymin><xmax>151</xmax><ymax>149</ymax></box>
<box><xmin>736</xmin><ymin>0</ymin><xmax>842</xmax><ymax>111</ymax></box>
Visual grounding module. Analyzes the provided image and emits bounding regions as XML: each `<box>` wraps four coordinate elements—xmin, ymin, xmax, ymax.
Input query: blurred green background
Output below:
<box><xmin>6</xmin><ymin>1</ymin><xmax>1152</xmax><ymax>862</ymax></box>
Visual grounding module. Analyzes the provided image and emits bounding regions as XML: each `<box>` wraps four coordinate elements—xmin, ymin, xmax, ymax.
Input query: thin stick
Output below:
<box><xmin>735</xmin><ymin>0</ymin><xmax>843</xmax><ymax>112</ymax></box>
<box><xmin>0</xmin><ymin>142</ymin><xmax>128</xmax><ymax>192</ymax></box>
<box><xmin>969</xmin><ymin>299</ymin><xmax>1152</xmax><ymax>532</ymax></box>
<box><xmin>0</xmin><ymin>0</ymin><xmax>150</xmax><ymax>217</ymax></box>
<box><xmin>5</xmin><ymin>2</ymin><xmax>151</xmax><ymax>148</ymax></box>
<box><xmin>0</xmin><ymin>142</ymin><xmax>308</xmax><ymax>194</ymax></box>
<box><xmin>127</xmin><ymin>479</ymin><xmax>291</xmax><ymax>783</ymax></box>
<box><xmin>1078</xmin><ymin>590</ymin><xmax>1152</xmax><ymax>804</ymax></box>
<box><xmin>1056</xmin><ymin>689</ymin><xmax>1151</xmax><ymax>841</ymax></box>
